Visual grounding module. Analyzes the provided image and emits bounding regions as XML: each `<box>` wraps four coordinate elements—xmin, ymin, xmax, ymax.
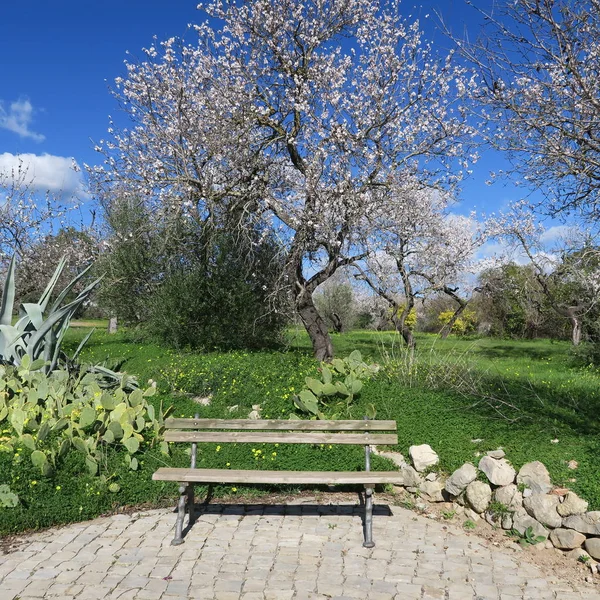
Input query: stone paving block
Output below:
<box><xmin>264</xmin><ymin>591</ymin><xmax>294</xmax><ymax>600</ymax></box>
<box><xmin>394</xmin><ymin>582</ymin><xmax>423</xmax><ymax>599</ymax></box>
<box><xmin>5</xmin><ymin>503</ymin><xmax>600</xmax><ymax>600</ymax></box>
<box><xmin>422</xmin><ymin>585</ymin><xmax>447</xmax><ymax>600</ymax></box>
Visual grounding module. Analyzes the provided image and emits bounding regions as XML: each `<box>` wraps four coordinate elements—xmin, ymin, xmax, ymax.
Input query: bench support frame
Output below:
<box><xmin>171</xmin><ymin>421</ymin><xmax>198</xmax><ymax>546</ymax></box>
<box><xmin>164</xmin><ymin>416</ymin><xmax>392</xmax><ymax>547</ymax></box>
<box><xmin>363</xmin><ymin>437</ymin><xmax>375</xmax><ymax>548</ymax></box>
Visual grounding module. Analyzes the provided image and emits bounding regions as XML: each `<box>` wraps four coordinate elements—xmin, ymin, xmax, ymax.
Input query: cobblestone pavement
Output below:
<box><xmin>2</xmin><ymin>502</ymin><xmax>600</xmax><ymax>600</ymax></box>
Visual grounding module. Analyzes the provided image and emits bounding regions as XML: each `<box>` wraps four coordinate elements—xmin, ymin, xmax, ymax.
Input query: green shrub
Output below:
<box><xmin>438</xmin><ymin>309</ymin><xmax>478</xmax><ymax>336</ymax></box>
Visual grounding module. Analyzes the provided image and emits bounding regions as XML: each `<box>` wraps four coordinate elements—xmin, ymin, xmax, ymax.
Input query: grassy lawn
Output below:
<box><xmin>69</xmin><ymin>328</ymin><xmax>600</xmax><ymax>507</ymax></box>
<box><xmin>3</xmin><ymin>327</ymin><xmax>599</xmax><ymax>535</ymax></box>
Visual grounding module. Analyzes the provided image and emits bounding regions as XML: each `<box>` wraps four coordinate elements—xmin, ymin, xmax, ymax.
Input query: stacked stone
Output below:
<box><xmin>381</xmin><ymin>443</ymin><xmax>600</xmax><ymax>568</ymax></box>
<box><xmin>443</xmin><ymin>453</ymin><xmax>600</xmax><ymax>563</ymax></box>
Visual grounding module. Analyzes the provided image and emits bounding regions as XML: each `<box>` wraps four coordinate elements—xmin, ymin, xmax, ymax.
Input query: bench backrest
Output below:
<box><xmin>164</xmin><ymin>418</ymin><xmax>398</xmax><ymax>446</ymax></box>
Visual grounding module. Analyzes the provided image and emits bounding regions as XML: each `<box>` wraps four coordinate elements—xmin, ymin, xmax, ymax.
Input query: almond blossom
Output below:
<box><xmin>92</xmin><ymin>0</ymin><xmax>478</xmax><ymax>359</ymax></box>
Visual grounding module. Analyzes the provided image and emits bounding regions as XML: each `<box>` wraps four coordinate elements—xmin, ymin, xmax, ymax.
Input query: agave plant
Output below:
<box><xmin>0</xmin><ymin>255</ymin><xmax>136</xmax><ymax>388</ymax></box>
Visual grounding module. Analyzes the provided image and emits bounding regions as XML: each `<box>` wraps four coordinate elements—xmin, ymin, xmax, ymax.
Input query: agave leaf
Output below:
<box><xmin>49</xmin><ymin>263</ymin><xmax>96</xmax><ymax>313</ymax></box>
<box><xmin>21</xmin><ymin>303</ymin><xmax>46</xmax><ymax>330</ymax></box>
<box><xmin>26</xmin><ymin>298</ymin><xmax>85</xmax><ymax>363</ymax></box>
<box><xmin>72</xmin><ymin>328</ymin><xmax>95</xmax><ymax>362</ymax></box>
<box><xmin>37</xmin><ymin>256</ymin><xmax>67</xmax><ymax>312</ymax></box>
<box><xmin>0</xmin><ymin>324</ymin><xmax>25</xmax><ymax>360</ymax></box>
<box><xmin>48</xmin><ymin>316</ymin><xmax>72</xmax><ymax>372</ymax></box>
<box><xmin>0</xmin><ymin>256</ymin><xmax>16</xmax><ymax>328</ymax></box>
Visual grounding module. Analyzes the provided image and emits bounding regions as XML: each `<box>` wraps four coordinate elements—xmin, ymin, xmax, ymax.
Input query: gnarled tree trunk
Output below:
<box><xmin>296</xmin><ymin>289</ymin><xmax>334</xmax><ymax>362</ymax></box>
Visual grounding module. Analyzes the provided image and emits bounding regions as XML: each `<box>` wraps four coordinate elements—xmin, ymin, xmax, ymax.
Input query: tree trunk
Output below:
<box><xmin>400</xmin><ymin>325</ymin><xmax>415</xmax><ymax>349</ymax></box>
<box><xmin>571</xmin><ymin>315</ymin><xmax>582</xmax><ymax>346</ymax></box>
<box><xmin>331</xmin><ymin>312</ymin><xmax>343</xmax><ymax>333</ymax></box>
<box><xmin>108</xmin><ymin>316</ymin><xmax>118</xmax><ymax>334</ymax></box>
<box><xmin>440</xmin><ymin>303</ymin><xmax>468</xmax><ymax>339</ymax></box>
<box><xmin>391</xmin><ymin>305</ymin><xmax>416</xmax><ymax>351</ymax></box>
<box><xmin>296</xmin><ymin>290</ymin><xmax>334</xmax><ymax>362</ymax></box>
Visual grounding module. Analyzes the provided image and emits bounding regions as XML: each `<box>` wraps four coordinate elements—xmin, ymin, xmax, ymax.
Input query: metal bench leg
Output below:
<box><xmin>363</xmin><ymin>486</ymin><xmax>375</xmax><ymax>548</ymax></box>
<box><xmin>172</xmin><ymin>484</ymin><xmax>187</xmax><ymax>546</ymax></box>
<box><xmin>187</xmin><ymin>484</ymin><xmax>195</xmax><ymax>524</ymax></box>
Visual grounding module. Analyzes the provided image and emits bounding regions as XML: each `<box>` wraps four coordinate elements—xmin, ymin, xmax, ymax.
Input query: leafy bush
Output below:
<box><xmin>0</xmin><ymin>357</ymin><xmax>171</xmax><ymax>478</ymax></box>
<box><xmin>438</xmin><ymin>309</ymin><xmax>478</xmax><ymax>336</ymax></box>
<box><xmin>145</xmin><ymin>235</ymin><xmax>286</xmax><ymax>350</ymax></box>
<box><xmin>97</xmin><ymin>197</ymin><xmax>288</xmax><ymax>351</ymax></box>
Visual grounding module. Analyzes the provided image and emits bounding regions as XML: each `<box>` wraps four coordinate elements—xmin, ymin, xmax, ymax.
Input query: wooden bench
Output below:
<box><xmin>153</xmin><ymin>417</ymin><xmax>403</xmax><ymax>547</ymax></box>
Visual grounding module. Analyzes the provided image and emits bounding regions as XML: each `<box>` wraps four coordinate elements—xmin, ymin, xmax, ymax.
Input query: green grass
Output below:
<box><xmin>3</xmin><ymin>327</ymin><xmax>600</xmax><ymax>534</ymax></box>
<box><xmin>70</xmin><ymin>328</ymin><xmax>600</xmax><ymax>505</ymax></box>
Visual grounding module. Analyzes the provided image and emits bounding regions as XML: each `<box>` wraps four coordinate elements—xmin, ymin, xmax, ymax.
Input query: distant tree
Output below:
<box><xmin>313</xmin><ymin>275</ymin><xmax>356</xmax><ymax>334</ymax></box>
<box><xmin>476</xmin><ymin>263</ymin><xmax>552</xmax><ymax>339</ymax></box>
<box><xmin>487</xmin><ymin>202</ymin><xmax>600</xmax><ymax>344</ymax></box>
<box><xmin>354</xmin><ymin>187</ymin><xmax>484</xmax><ymax>348</ymax></box>
<box><xmin>94</xmin><ymin>194</ymin><xmax>162</xmax><ymax>326</ymax></box>
<box><xmin>17</xmin><ymin>227</ymin><xmax>98</xmax><ymax>309</ymax></box>
<box><xmin>0</xmin><ymin>158</ymin><xmax>73</xmax><ymax>267</ymax></box>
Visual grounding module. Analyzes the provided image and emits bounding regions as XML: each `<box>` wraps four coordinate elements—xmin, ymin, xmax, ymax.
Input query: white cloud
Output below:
<box><xmin>0</xmin><ymin>98</ymin><xmax>45</xmax><ymax>142</ymax></box>
<box><xmin>0</xmin><ymin>152</ymin><xmax>86</xmax><ymax>197</ymax></box>
<box><xmin>539</xmin><ymin>225</ymin><xmax>579</xmax><ymax>245</ymax></box>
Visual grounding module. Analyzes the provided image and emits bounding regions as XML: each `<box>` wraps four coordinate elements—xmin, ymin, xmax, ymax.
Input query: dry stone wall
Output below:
<box><xmin>374</xmin><ymin>443</ymin><xmax>600</xmax><ymax>570</ymax></box>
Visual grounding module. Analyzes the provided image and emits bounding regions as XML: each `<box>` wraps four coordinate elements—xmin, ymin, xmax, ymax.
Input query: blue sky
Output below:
<box><xmin>0</xmin><ymin>0</ymin><xmax>528</xmax><ymax>222</ymax></box>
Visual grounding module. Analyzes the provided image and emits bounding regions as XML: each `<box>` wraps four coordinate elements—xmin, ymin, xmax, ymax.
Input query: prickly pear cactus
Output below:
<box><xmin>0</xmin><ymin>484</ymin><xmax>19</xmax><ymax>508</ymax></box>
<box><xmin>0</xmin><ymin>362</ymin><xmax>173</xmax><ymax>477</ymax></box>
<box><xmin>292</xmin><ymin>350</ymin><xmax>379</xmax><ymax>419</ymax></box>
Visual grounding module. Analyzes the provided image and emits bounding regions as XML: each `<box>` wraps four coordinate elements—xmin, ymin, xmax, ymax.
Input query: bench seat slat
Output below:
<box><xmin>165</xmin><ymin>418</ymin><xmax>397</xmax><ymax>431</ymax></box>
<box><xmin>153</xmin><ymin>468</ymin><xmax>405</xmax><ymax>485</ymax></box>
<box><xmin>163</xmin><ymin>431</ymin><xmax>398</xmax><ymax>445</ymax></box>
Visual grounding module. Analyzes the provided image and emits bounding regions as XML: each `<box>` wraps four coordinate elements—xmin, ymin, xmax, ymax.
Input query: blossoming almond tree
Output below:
<box><xmin>458</xmin><ymin>0</ymin><xmax>600</xmax><ymax>218</ymax></box>
<box><xmin>354</xmin><ymin>182</ymin><xmax>484</xmax><ymax>347</ymax></box>
<box><xmin>91</xmin><ymin>0</ymin><xmax>477</xmax><ymax>360</ymax></box>
<box><xmin>0</xmin><ymin>160</ymin><xmax>71</xmax><ymax>265</ymax></box>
